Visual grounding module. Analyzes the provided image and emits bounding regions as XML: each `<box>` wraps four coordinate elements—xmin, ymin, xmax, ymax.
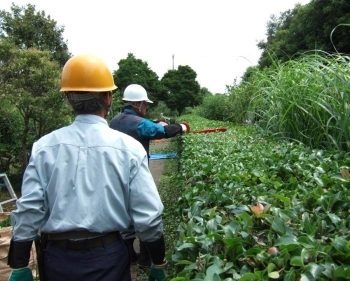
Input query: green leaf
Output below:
<box><xmin>272</xmin><ymin>216</ymin><xmax>286</xmax><ymax>235</ymax></box>
<box><xmin>275</xmin><ymin>235</ymin><xmax>298</xmax><ymax>246</ymax></box>
<box><xmin>283</xmin><ymin>270</ymin><xmax>296</xmax><ymax>281</ymax></box>
<box><xmin>315</xmin><ymin>166</ymin><xmax>325</xmax><ymax>173</ymax></box>
<box><xmin>186</xmin><ymin>219</ymin><xmax>194</xmax><ymax>236</ymax></box>
<box><xmin>334</xmin><ymin>265</ymin><xmax>350</xmax><ymax>278</ymax></box>
<box><xmin>206</xmin><ymin>218</ymin><xmax>218</xmax><ymax>230</ymax></box>
<box><xmin>267</xmin><ymin>263</ymin><xmax>276</xmax><ymax>273</ymax></box>
<box><xmin>177</xmin><ymin>243</ymin><xmax>196</xmax><ymax>250</ymax></box>
<box><xmin>289</xmin><ymin>177</ymin><xmax>298</xmax><ymax>184</ymax></box>
<box><xmin>204</xmin><ymin>273</ymin><xmax>221</xmax><ymax>281</ymax></box>
<box><xmin>209</xmin><ymin>207</ymin><xmax>217</xmax><ymax>219</ymax></box>
<box><xmin>301</xmin><ymin>213</ymin><xmax>317</xmax><ymax>235</ymax></box>
<box><xmin>307</xmin><ymin>263</ymin><xmax>324</xmax><ymax>277</ymax></box>
<box><xmin>222</xmin><ymin>262</ymin><xmax>234</xmax><ymax>271</ymax></box>
<box><xmin>328</xmin><ymin>213</ymin><xmax>341</xmax><ymax>225</ymax></box>
<box><xmin>300</xmin><ymin>271</ymin><xmax>315</xmax><ymax>281</ymax></box>
<box><xmin>268</xmin><ymin>271</ymin><xmax>280</xmax><ymax>279</ymax></box>
<box><xmin>206</xmin><ymin>264</ymin><xmax>225</xmax><ymax>277</ymax></box>
<box><xmin>331</xmin><ymin>236</ymin><xmax>346</xmax><ymax>252</ymax></box>
<box><xmin>290</xmin><ymin>256</ymin><xmax>304</xmax><ymax>267</ymax></box>
<box><xmin>275</xmin><ymin>194</ymin><xmax>291</xmax><ymax>206</ymax></box>
<box><xmin>298</xmin><ymin>235</ymin><xmax>315</xmax><ymax>248</ymax></box>
<box><xmin>190</xmin><ymin>201</ymin><xmax>202</xmax><ymax>217</ymax></box>
<box><xmin>314</xmin><ymin>176</ymin><xmax>324</xmax><ymax>187</ymax></box>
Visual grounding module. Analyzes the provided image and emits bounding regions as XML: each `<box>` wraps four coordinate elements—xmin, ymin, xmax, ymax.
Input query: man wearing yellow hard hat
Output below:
<box><xmin>7</xmin><ymin>54</ymin><xmax>167</xmax><ymax>281</ymax></box>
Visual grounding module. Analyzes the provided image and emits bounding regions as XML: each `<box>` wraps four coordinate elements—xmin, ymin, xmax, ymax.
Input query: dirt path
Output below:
<box><xmin>149</xmin><ymin>139</ymin><xmax>171</xmax><ymax>188</ymax></box>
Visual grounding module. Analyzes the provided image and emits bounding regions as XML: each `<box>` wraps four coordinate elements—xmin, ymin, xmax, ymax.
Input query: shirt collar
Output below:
<box><xmin>124</xmin><ymin>108</ymin><xmax>138</xmax><ymax>116</ymax></box>
<box><xmin>74</xmin><ymin>114</ymin><xmax>108</xmax><ymax>125</ymax></box>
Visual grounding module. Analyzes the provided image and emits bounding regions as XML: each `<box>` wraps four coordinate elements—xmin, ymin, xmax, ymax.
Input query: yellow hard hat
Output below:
<box><xmin>60</xmin><ymin>54</ymin><xmax>117</xmax><ymax>92</ymax></box>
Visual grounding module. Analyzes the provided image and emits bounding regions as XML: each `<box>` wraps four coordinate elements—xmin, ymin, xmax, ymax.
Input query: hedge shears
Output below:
<box><xmin>192</xmin><ymin>127</ymin><xmax>227</xmax><ymax>134</ymax></box>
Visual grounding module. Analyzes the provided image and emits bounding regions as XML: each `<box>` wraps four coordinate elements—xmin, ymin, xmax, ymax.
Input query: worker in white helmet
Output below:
<box><xmin>111</xmin><ymin>84</ymin><xmax>190</xmax><ymax>158</ymax></box>
<box><xmin>110</xmin><ymin>83</ymin><xmax>190</xmax><ymax>269</ymax></box>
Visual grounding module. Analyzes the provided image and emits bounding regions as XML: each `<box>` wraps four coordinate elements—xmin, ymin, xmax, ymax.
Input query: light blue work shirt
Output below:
<box><xmin>11</xmin><ymin>114</ymin><xmax>164</xmax><ymax>242</ymax></box>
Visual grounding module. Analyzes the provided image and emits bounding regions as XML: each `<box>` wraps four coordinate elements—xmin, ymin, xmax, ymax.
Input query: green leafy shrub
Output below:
<box><xmin>148</xmin><ymin>101</ymin><xmax>177</xmax><ymax>120</ymax></box>
<box><xmin>167</xmin><ymin>118</ymin><xmax>350</xmax><ymax>280</ymax></box>
<box><xmin>0</xmin><ymin>215</ymin><xmax>11</xmax><ymax>228</ymax></box>
<box><xmin>196</xmin><ymin>94</ymin><xmax>232</xmax><ymax>122</ymax></box>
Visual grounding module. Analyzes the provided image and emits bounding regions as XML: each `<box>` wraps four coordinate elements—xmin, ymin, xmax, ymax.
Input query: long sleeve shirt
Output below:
<box><xmin>11</xmin><ymin>114</ymin><xmax>164</xmax><ymax>243</ymax></box>
<box><xmin>110</xmin><ymin>109</ymin><xmax>182</xmax><ymax>157</ymax></box>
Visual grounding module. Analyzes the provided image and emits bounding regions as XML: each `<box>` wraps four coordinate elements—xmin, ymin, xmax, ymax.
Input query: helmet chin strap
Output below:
<box><xmin>104</xmin><ymin>105</ymin><xmax>110</xmax><ymax>118</ymax></box>
<box><xmin>131</xmin><ymin>101</ymin><xmax>143</xmax><ymax>113</ymax></box>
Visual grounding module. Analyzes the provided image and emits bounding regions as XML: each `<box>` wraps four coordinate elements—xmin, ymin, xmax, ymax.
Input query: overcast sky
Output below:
<box><xmin>1</xmin><ymin>0</ymin><xmax>311</xmax><ymax>94</ymax></box>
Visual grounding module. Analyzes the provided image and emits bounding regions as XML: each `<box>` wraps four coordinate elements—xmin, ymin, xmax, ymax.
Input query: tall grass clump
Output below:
<box><xmin>250</xmin><ymin>52</ymin><xmax>350</xmax><ymax>151</ymax></box>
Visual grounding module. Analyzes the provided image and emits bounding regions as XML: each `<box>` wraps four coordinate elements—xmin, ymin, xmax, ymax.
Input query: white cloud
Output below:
<box><xmin>0</xmin><ymin>0</ymin><xmax>311</xmax><ymax>93</ymax></box>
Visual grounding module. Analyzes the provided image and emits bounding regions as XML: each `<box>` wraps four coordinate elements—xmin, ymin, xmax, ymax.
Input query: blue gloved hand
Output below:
<box><xmin>8</xmin><ymin>267</ymin><xmax>33</xmax><ymax>281</ymax></box>
<box><xmin>148</xmin><ymin>264</ymin><xmax>166</xmax><ymax>281</ymax></box>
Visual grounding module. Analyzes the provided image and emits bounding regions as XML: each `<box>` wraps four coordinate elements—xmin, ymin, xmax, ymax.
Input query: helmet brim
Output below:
<box><xmin>122</xmin><ymin>98</ymin><xmax>153</xmax><ymax>103</ymax></box>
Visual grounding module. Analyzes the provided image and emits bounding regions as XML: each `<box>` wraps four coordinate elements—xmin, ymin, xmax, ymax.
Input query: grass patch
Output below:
<box><xmin>159</xmin><ymin>158</ymin><xmax>183</xmax><ymax>279</ymax></box>
<box><xmin>0</xmin><ymin>215</ymin><xmax>11</xmax><ymax>228</ymax></box>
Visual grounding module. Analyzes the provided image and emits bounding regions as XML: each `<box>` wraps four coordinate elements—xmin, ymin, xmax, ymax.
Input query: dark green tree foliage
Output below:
<box><xmin>311</xmin><ymin>0</ymin><xmax>350</xmax><ymax>52</ymax></box>
<box><xmin>161</xmin><ymin>65</ymin><xmax>201</xmax><ymax>116</ymax></box>
<box><xmin>258</xmin><ymin>5</ymin><xmax>307</xmax><ymax>68</ymax></box>
<box><xmin>0</xmin><ymin>105</ymin><xmax>21</xmax><ymax>173</ymax></box>
<box><xmin>0</xmin><ymin>41</ymin><xmax>70</xmax><ymax>172</ymax></box>
<box><xmin>199</xmin><ymin>87</ymin><xmax>212</xmax><ymax>97</ymax></box>
<box><xmin>0</xmin><ymin>3</ymin><xmax>71</xmax><ymax>67</ymax></box>
<box><xmin>257</xmin><ymin>0</ymin><xmax>350</xmax><ymax>68</ymax></box>
<box><xmin>113</xmin><ymin>53</ymin><xmax>161</xmax><ymax>106</ymax></box>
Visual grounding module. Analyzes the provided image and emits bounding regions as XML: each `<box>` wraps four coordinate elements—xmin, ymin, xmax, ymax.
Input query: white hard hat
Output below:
<box><xmin>123</xmin><ymin>84</ymin><xmax>153</xmax><ymax>103</ymax></box>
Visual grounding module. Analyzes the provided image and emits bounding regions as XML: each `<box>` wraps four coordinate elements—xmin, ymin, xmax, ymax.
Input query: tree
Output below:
<box><xmin>257</xmin><ymin>6</ymin><xmax>304</xmax><ymax>68</ymax></box>
<box><xmin>0</xmin><ymin>41</ymin><xmax>71</xmax><ymax>172</ymax></box>
<box><xmin>304</xmin><ymin>0</ymin><xmax>350</xmax><ymax>53</ymax></box>
<box><xmin>160</xmin><ymin>65</ymin><xmax>201</xmax><ymax>116</ymax></box>
<box><xmin>113</xmin><ymin>53</ymin><xmax>161</xmax><ymax>107</ymax></box>
<box><xmin>0</xmin><ymin>3</ymin><xmax>71</xmax><ymax>67</ymax></box>
<box><xmin>257</xmin><ymin>0</ymin><xmax>350</xmax><ymax>68</ymax></box>
<box><xmin>199</xmin><ymin>87</ymin><xmax>212</xmax><ymax>97</ymax></box>
<box><xmin>0</xmin><ymin>101</ymin><xmax>22</xmax><ymax>174</ymax></box>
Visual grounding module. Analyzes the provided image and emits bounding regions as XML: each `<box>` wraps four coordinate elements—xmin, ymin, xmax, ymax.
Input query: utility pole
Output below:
<box><xmin>172</xmin><ymin>54</ymin><xmax>174</xmax><ymax>69</ymax></box>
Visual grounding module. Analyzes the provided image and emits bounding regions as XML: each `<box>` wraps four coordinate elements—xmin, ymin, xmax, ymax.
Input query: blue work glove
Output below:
<box><xmin>148</xmin><ymin>264</ymin><xmax>166</xmax><ymax>281</ymax></box>
<box><xmin>8</xmin><ymin>267</ymin><xmax>33</xmax><ymax>281</ymax></box>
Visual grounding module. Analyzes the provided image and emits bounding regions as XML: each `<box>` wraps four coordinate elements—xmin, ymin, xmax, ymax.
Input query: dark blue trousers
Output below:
<box><xmin>44</xmin><ymin>238</ymin><xmax>131</xmax><ymax>280</ymax></box>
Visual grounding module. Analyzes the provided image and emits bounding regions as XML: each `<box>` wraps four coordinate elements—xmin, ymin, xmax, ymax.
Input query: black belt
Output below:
<box><xmin>50</xmin><ymin>232</ymin><xmax>120</xmax><ymax>250</ymax></box>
